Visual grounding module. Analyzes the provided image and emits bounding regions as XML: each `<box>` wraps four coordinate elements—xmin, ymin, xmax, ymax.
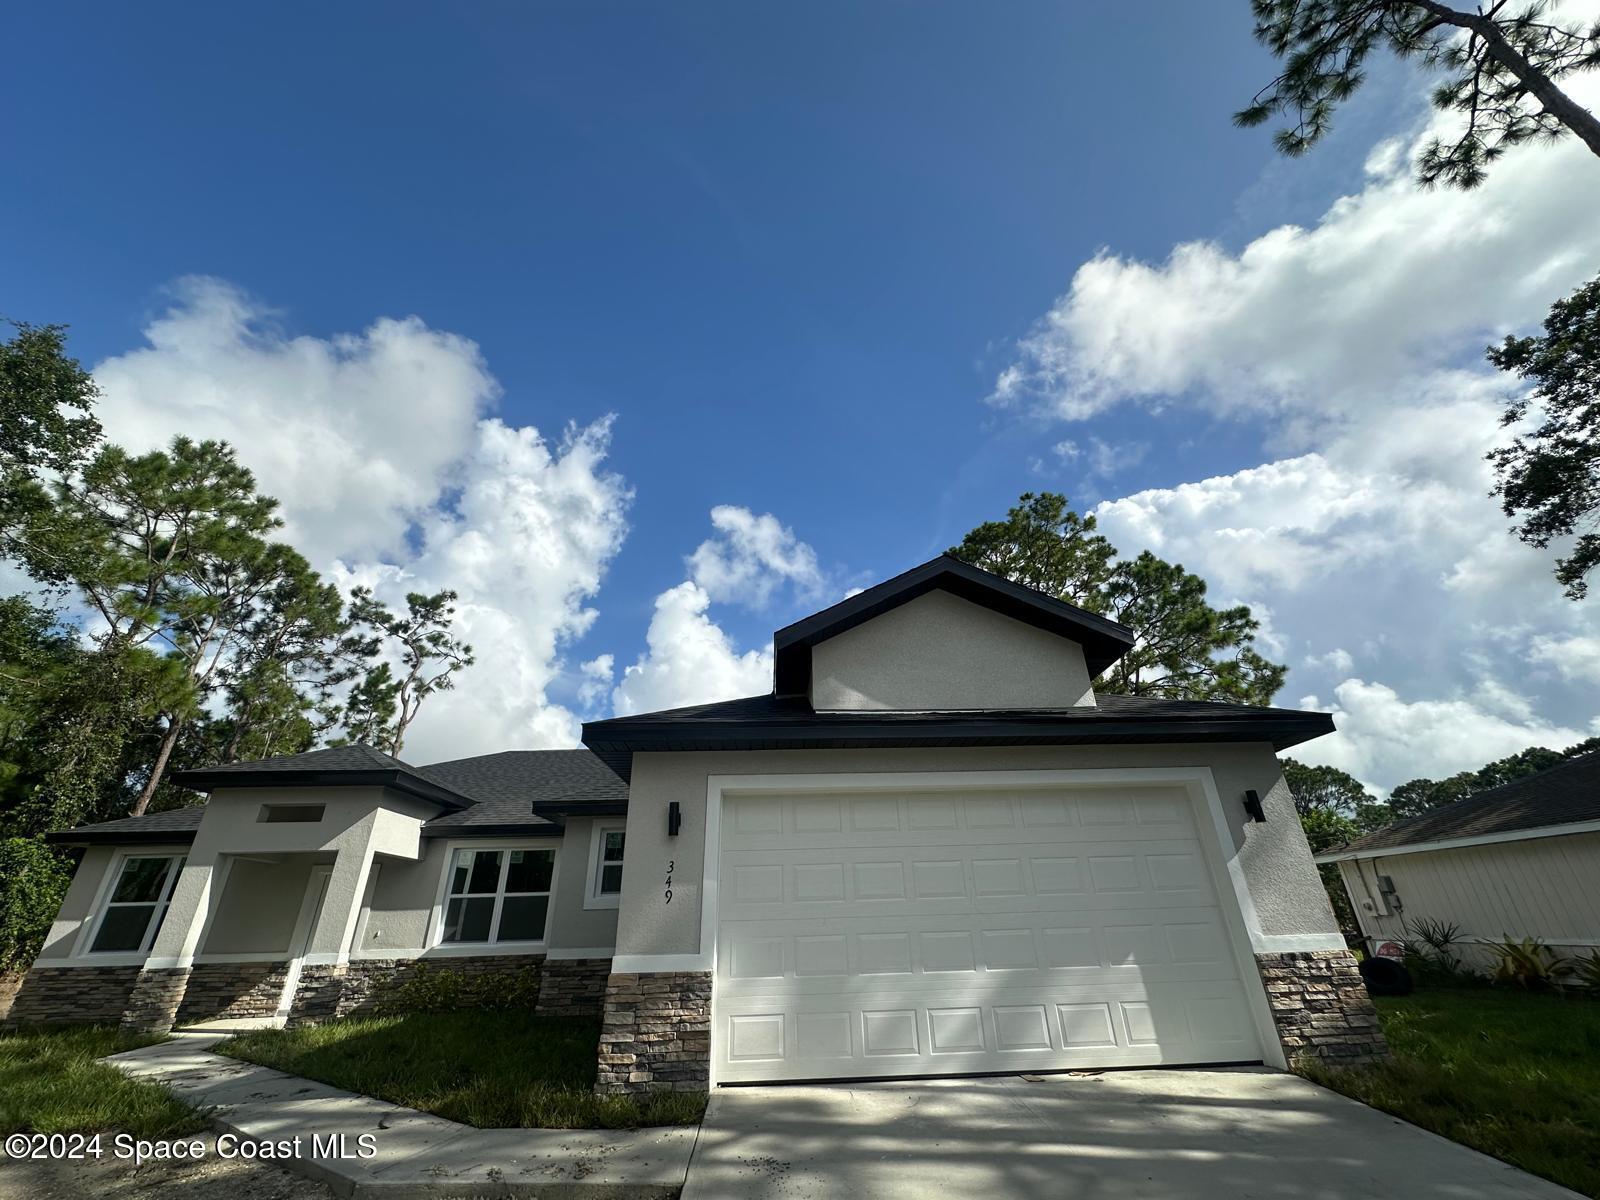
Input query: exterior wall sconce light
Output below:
<box><xmin>668</xmin><ymin>800</ymin><xmax>681</xmax><ymax>836</ymax></box>
<box><xmin>1242</xmin><ymin>789</ymin><xmax>1267</xmax><ymax>823</ymax></box>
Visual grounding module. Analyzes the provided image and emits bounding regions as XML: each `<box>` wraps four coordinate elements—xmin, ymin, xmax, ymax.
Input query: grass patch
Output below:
<box><xmin>0</xmin><ymin>1025</ymin><xmax>206</xmax><ymax>1137</ymax></box>
<box><xmin>218</xmin><ymin>1012</ymin><xmax>706</xmax><ymax>1130</ymax></box>
<box><xmin>1301</xmin><ymin>988</ymin><xmax>1600</xmax><ymax>1198</ymax></box>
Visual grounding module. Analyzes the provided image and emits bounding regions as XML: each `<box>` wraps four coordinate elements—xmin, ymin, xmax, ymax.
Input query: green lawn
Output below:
<box><xmin>1302</xmin><ymin>988</ymin><xmax>1600</xmax><ymax>1198</ymax></box>
<box><xmin>218</xmin><ymin>1012</ymin><xmax>706</xmax><ymax>1130</ymax></box>
<box><xmin>0</xmin><ymin>1025</ymin><xmax>205</xmax><ymax>1137</ymax></box>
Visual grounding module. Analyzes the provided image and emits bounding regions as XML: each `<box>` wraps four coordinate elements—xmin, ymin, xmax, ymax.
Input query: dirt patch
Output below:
<box><xmin>0</xmin><ymin>1153</ymin><xmax>333</xmax><ymax>1199</ymax></box>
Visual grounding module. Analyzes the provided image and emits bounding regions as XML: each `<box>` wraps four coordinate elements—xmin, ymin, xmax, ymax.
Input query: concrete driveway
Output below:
<box><xmin>682</xmin><ymin>1067</ymin><xmax>1581</xmax><ymax>1200</ymax></box>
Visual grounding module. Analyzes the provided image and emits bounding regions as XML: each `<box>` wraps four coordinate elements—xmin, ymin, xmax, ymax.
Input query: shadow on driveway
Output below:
<box><xmin>683</xmin><ymin>1067</ymin><xmax>1582</xmax><ymax>1200</ymax></box>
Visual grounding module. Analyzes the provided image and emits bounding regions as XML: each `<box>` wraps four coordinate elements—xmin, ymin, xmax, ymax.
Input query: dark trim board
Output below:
<box><xmin>171</xmin><ymin>767</ymin><xmax>476</xmax><ymax>811</ymax></box>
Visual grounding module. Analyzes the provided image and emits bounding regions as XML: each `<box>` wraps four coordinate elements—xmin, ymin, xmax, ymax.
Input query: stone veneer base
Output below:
<box><xmin>120</xmin><ymin>966</ymin><xmax>191</xmax><ymax>1033</ymax></box>
<box><xmin>4</xmin><ymin>965</ymin><xmax>143</xmax><ymax>1026</ymax></box>
<box><xmin>594</xmin><ymin>971</ymin><xmax>711</xmax><ymax>1095</ymax></box>
<box><xmin>1255</xmin><ymin>949</ymin><xmax>1389</xmax><ymax>1066</ymax></box>
<box><xmin>287</xmin><ymin>954</ymin><xmax>547</xmax><ymax>1026</ymax></box>
<box><xmin>536</xmin><ymin>957</ymin><xmax>612</xmax><ymax>1018</ymax></box>
<box><xmin>175</xmin><ymin>961</ymin><xmax>289</xmax><ymax>1024</ymax></box>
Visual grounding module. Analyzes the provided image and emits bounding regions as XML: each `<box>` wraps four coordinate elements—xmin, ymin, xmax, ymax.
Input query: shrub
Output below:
<box><xmin>0</xmin><ymin>837</ymin><xmax>72</xmax><ymax>973</ymax></box>
<box><xmin>1399</xmin><ymin>917</ymin><xmax>1477</xmax><ymax>985</ymax></box>
<box><xmin>1488</xmin><ymin>936</ymin><xmax>1571</xmax><ymax>990</ymax></box>
<box><xmin>1573</xmin><ymin>951</ymin><xmax>1600</xmax><ymax>993</ymax></box>
<box><xmin>372</xmin><ymin>961</ymin><xmax>541</xmax><ymax>1014</ymax></box>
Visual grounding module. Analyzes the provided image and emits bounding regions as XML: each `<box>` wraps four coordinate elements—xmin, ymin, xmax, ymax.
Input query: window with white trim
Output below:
<box><xmin>440</xmin><ymin>847</ymin><xmax>554</xmax><ymax>944</ymax></box>
<box><xmin>585</xmin><ymin>821</ymin><xmax>625</xmax><ymax>909</ymax></box>
<box><xmin>90</xmin><ymin>855</ymin><xmax>186</xmax><ymax>953</ymax></box>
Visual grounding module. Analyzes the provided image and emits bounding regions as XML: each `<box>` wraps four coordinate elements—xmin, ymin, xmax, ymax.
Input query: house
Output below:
<box><xmin>1316</xmin><ymin>752</ymin><xmax>1600</xmax><ymax>971</ymax></box>
<box><xmin>9</xmin><ymin>555</ymin><xmax>1383</xmax><ymax>1091</ymax></box>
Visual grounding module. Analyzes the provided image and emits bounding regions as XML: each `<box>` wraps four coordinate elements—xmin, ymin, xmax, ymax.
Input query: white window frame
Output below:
<box><xmin>81</xmin><ymin>851</ymin><xmax>186</xmax><ymax>958</ymax></box>
<box><xmin>426</xmin><ymin>839</ymin><xmax>558</xmax><ymax>953</ymax></box>
<box><xmin>583</xmin><ymin>820</ymin><xmax>627</xmax><ymax>910</ymax></box>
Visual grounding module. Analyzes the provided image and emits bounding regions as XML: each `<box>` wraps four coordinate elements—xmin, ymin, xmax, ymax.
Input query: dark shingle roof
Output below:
<box><xmin>1320</xmin><ymin>751</ymin><xmax>1600</xmax><ymax>858</ymax></box>
<box><xmin>170</xmin><ymin>743</ymin><xmax>477</xmax><ymax>811</ymax></box>
<box><xmin>582</xmin><ymin>691</ymin><xmax>1334</xmax><ymax>779</ymax></box>
<box><xmin>51</xmin><ymin>748</ymin><xmax>628</xmax><ymax>845</ymax></box>
<box><xmin>46</xmin><ymin>806</ymin><xmax>208</xmax><ymax>845</ymax></box>
<box><xmin>417</xmin><ymin>750</ymin><xmax>628</xmax><ymax>836</ymax></box>
<box><xmin>180</xmin><ymin>743</ymin><xmax>411</xmax><ymax>775</ymax></box>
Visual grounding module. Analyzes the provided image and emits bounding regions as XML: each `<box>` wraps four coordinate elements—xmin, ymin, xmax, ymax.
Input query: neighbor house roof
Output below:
<box><xmin>771</xmin><ymin>555</ymin><xmax>1136</xmax><ymax>696</ymax></box>
<box><xmin>48</xmin><ymin>748</ymin><xmax>628</xmax><ymax>846</ymax></box>
<box><xmin>583</xmin><ymin>691</ymin><xmax>1334</xmax><ymax>781</ymax></box>
<box><xmin>1316</xmin><ymin>751</ymin><xmax>1600</xmax><ymax>861</ymax></box>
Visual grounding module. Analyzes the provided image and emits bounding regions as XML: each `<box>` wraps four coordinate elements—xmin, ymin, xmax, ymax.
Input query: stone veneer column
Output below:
<box><xmin>1255</xmin><ymin>949</ymin><xmax>1388</xmax><ymax>1066</ymax></box>
<box><xmin>120</xmin><ymin>967</ymin><xmax>192</xmax><ymax>1033</ymax></box>
<box><xmin>286</xmin><ymin>964</ymin><xmax>349</xmax><ymax>1027</ymax></box>
<box><xmin>535</xmin><ymin>958</ymin><xmax>612</xmax><ymax>1018</ymax></box>
<box><xmin>594</xmin><ymin>972</ymin><xmax>712</xmax><ymax>1094</ymax></box>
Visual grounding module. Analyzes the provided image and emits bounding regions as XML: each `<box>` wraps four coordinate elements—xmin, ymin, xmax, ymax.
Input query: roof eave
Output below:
<box><xmin>169</xmin><ymin>768</ymin><xmax>475</xmax><ymax>812</ymax></box>
<box><xmin>45</xmin><ymin>827</ymin><xmax>199</xmax><ymax>847</ymax></box>
<box><xmin>583</xmin><ymin>712</ymin><xmax>1332</xmax><ymax>782</ymax></box>
<box><xmin>420</xmin><ymin>822</ymin><xmax>565</xmax><ymax>839</ymax></box>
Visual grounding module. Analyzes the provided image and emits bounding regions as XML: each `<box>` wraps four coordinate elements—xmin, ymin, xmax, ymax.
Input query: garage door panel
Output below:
<box><xmin>716</xmin><ymin>979</ymin><xmax>1260</xmax><ymax>1080</ymax></box>
<box><xmin>715</xmin><ymin>786</ymin><xmax>1261</xmax><ymax>1083</ymax></box>
<box><xmin>725</xmin><ymin>788</ymin><xmax>1203</xmax><ymax>847</ymax></box>
<box><xmin>719</xmin><ymin>909</ymin><xmax>1236</xmax><ymax>973</ymax></box>
<box><xmin>721</xmin><ymin>843</ymin><xmax>1215</xmax><ymax>914</ymax></box>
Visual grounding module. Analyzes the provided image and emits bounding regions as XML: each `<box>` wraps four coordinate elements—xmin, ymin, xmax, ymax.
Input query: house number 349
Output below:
<box><xmin>664</xmin><ymin>860</ymin><xmax>674</xmax><ymax>904</ymax></box>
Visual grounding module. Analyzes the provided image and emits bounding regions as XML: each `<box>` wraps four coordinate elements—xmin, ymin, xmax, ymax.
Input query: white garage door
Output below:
<box><xmin>714</xmin><ymin>784</ymin><xmax>1262</xmax><ymax>1083</ymax></box>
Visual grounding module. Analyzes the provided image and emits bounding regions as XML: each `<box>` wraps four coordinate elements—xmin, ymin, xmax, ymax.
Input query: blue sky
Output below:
<box><xmin>5</xmin><ymin>3</ymin><xmax>1599</xmax><ymax>788</ymax></box>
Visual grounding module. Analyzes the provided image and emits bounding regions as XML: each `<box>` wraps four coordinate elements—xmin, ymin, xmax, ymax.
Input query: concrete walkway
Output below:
<box><xmin>102</xmin><ymin>1032</ymin><xmax>697</xmax><ymax>1198</ymax></box>
<box><xmin>682</xmin><ymin>1067</ymin><xmax>1583</xmax><ymax>1200</ymax></box>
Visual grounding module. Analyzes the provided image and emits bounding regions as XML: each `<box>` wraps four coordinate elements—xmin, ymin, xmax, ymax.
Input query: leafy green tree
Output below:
<box><xmin>951</xmin><ymin>493</ymin><xmax>1286</xmax><ymax>705</ymax></box>
<box><xmin>0</xmin><ymin>320</ymin><xmax>102</xmax><ymax>567</ymax></box>
<box><xmin>0</xmin><ymin>836</ymin><xmax>72</xmax><ymax>973</ymax></box>
<box><xmin>1099</xmin><ymin>553</ymin><xmax>1286</xmax><ymax>705</ymax></box>
<box><xmin>335</xmin><ymin>662</ymin><xmax>401</xmax><ymax>750</ymax></box>
<box><xmin>0</xmin><ymin>320</ymin><xmax>100</xmax><ymax>477</ymax></box>
<box><xmin>1487</xmin><ymin>275</ymin><xmax>1600</xmax><ymax>599</ymax></box>
<box><xmin>8</xmin><ymin>437</ymin><xmax>332</xmax><ymax>813</ymax></box>
<box><xmin>338</xmin><ymin>589</ymin><xmax>474</xmax><ymax>756</ymax></box>
<box><xmin>1238</xmin><ymin>0</ymin><xmax>1600</xmax><ymax>189</ymax></box>
<box><xmin>951</xmin><ymin>492</ymin><xmax>1116</xmax><ymax>600</ymax></box>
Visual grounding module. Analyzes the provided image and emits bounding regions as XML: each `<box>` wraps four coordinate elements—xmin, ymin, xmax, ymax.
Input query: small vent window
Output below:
<box><xmin>259</xmin><ymin>804</ymin><xmax>326</xmax><ymax>824</ymax></box>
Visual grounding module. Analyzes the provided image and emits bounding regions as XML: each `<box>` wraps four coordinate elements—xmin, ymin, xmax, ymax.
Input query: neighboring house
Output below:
<box><xmin>8</xmin><ymin>555</ymin><xmax>1383</xmax><ymax>1092</ymax></box>
<box><xmin>1316</xmin><ymin>752</ymin><xmax>1600</xmax><ymax>971</ymax></box>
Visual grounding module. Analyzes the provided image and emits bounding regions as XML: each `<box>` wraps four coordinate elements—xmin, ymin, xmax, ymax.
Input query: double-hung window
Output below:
<box><xmin>440</xmin><ymin>847</ymin><xmax>554</xmax><ymax>945</ymax></box>
<box><xmin>90</xmin><ymin>855</ymin><xmax>186</xmax><ymax>953</ymax></box>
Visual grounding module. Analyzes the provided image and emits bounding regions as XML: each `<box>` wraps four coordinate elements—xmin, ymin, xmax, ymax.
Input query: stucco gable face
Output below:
<box><xmin>809</xmin><ymin>588</ymin><xmax>1096</xmax><ymax>711</ymax></box>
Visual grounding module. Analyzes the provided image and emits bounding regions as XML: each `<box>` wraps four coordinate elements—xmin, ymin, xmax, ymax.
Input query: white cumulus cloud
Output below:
<box><xmin>93</xmin><ymin>280</ymin><xmax>632</xmax><ymax>762</ymax></box>
<box><xmin>989</xmin><ymin>33</ymin><xmax>1600</xmax><ymax>790</ymax></box>
<box><xmin>611</xmin><ymin>507</ymin><xmax>822</xmax><ymax>715</ymax></box>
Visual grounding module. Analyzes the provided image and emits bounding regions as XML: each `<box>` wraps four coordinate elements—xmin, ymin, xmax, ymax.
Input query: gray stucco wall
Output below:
<box><xmin>547</xmin><ymin>817</ymin><xmax>622</xmax><ymax>952</ymax></box>
<box><xmin>354</xmin><ymin>823</ymin><xmax>618</xmax><ymax>956</ymax></box>
<box><xmin>614</xmin><ymin>742</ymin><xmax>1337</xmax><ymax>958</ymax></box>
<box><xmin>202</xmin><ymin>856</ymin><xmax>317</xmax><ymax>956</ymax></box>
<box><xmin>34</xmin><ymin>846</ymin><xmax>119</xmax><ymax>960</ymax></box>
<box><xmin>810</xmin><ymin>590</ymin><xmax>1096</xmax><ymax>710</ymax></box>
